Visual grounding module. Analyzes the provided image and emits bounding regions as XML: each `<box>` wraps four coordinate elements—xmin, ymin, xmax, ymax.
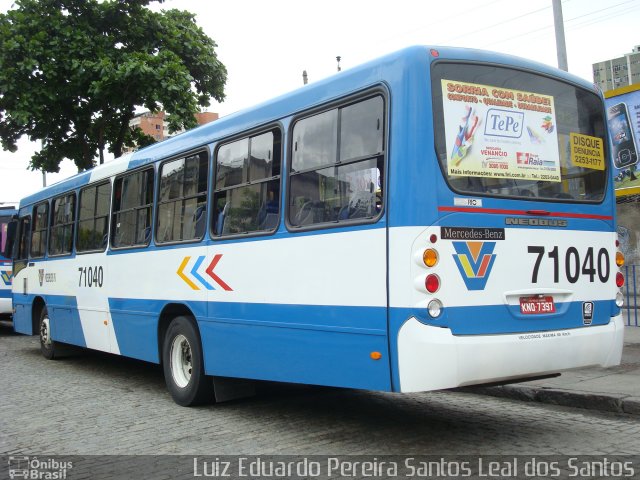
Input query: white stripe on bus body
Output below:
<box><xmin>390</xmin><ymin>227</ymin><xmax>617</xmax><ymax>309</ymax></box>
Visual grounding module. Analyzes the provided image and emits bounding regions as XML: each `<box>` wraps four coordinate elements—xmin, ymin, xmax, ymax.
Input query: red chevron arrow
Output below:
<box><xmin>206</xmin><ymin>254</ymin><xmax>233</xmax><ymax>291</ymax></box>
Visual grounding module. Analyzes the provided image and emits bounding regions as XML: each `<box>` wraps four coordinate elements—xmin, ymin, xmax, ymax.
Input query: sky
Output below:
<box><xmin>0</xmin><ymin>0</ymin><xmax>639</xmax><ymax>205</ymax></box>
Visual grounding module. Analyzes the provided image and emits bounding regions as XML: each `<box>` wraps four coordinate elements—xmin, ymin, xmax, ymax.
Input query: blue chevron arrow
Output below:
<box><xmin>191</xmin><ymin>255</ymin><xmax>214</xmax><ymax>290</ymax></box>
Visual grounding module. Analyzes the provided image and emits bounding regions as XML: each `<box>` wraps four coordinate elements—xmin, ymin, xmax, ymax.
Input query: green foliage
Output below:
<box><xmin>0</xmin><ymin>0</ymin><xmax>227</xmax><ymax>172</ymax></box>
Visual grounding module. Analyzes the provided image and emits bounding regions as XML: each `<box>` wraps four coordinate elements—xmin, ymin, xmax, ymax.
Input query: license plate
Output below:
<box><xmin>519</xmin><ymin>296</ymin><xmax>556</xmax><ymax>314</ymax></box>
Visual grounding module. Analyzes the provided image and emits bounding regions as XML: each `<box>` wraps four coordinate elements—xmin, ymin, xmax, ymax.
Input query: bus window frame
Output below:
<box><xmin>30</xmin><ymin>201</ymin><xmax>49</xmax><ymax>259</ymax></box>
<box><xmin>110</xmin><ymin>165</ymin><xmax>156</xmax><ymax>251</ymax></box>
<box><xmin>155</xmin><ymin>148</ymin><xmax>210</xmax><ymax>247</ymax></box>
<box><xmin>210</xmin><ymin>123</ymin><xmax>284</xmax><ymax>241</ymax></box>
<box><xmin>48</xmin><ymin>192</ymin><xmax>76</xmax><ymax>258</ymax></box>
<box><xmin>430</xmin><ymin>60</ymin><xmax>610</xmax><ymax>205</ymax></box>
<box><xmin>285</xmin><ymin>86</ymin><xmax>388</xmax><ymax>233</ymax></box>
<box><xmin>76</xmin><ymin>179</ymin><xmax>113</xmax><ymax>254</ymax></box>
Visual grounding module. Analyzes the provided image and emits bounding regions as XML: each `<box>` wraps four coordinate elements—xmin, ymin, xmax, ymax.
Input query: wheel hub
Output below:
<box><xmin>40</xmin><ymin>316</ymin><xmax>51</xmax><ymax>347</ymax></box>
<box><xmin>170</xmin><ymin>334</ymin><xmax>192</xmax><ymax>388</ymax></box>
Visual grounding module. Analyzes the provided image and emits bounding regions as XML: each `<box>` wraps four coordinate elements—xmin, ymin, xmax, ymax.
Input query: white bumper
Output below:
<box><xmin>397</xmin><ymin>314</ymin><xmax>625</xmax><ymax>392</ymax></box>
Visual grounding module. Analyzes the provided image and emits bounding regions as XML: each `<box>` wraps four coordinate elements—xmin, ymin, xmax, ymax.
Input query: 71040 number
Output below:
<box><xmin>78</xmin><ymin>266</ymin><xmax>104</xmax><ymax>288</ymax></box>
<box><xmin>528</xmin><ymin>246</ymin><xmax>610</xmax><ymax>284</ymax></box>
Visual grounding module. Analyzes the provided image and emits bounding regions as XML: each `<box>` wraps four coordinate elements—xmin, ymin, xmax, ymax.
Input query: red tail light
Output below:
<box><xmin>425</xmin><ymin>274</ymin><xmax>440</xmax><ymax>293</ymax></box>
<box><xmin>616</xmin><ymin>272</ymin><xmax>625</xmax><ymax>288</ymax></box>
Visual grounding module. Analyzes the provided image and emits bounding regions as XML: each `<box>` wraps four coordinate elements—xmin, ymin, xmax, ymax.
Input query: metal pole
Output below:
<box><xmin>634</xmin><ymin>265</ymin><xmax>638</xmax><ymax>326</ymax></box>
<box><xmin>41</xmin><ymin>140</ymin><xmax>47</xmax><ymax>187</ymax></box>
<box><xmin>552</xmin><ymin>0</ymin><xmax>568</xmax><ymax>71</ymax></box>
<box><xmin>626</xmin><ymin>265</ymin><xmax>631</xmax><ymax>326</ymax></box>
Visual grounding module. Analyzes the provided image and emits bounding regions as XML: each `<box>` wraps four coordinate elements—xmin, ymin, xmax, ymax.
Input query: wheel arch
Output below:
<box><xmin>31</xmin><ymin>296</ymin><xmax>46</xmax><ymax>336</ymax></box>
<box><xmin>157</xmin><ymin>303</ymin><xmax>199</xmax><ymax>365</ymax></box>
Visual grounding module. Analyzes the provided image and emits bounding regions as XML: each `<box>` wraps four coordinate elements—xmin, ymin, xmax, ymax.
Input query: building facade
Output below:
<box><xmin>593</xmin><ymin>46</ymin><xmax>640</xmax><ymax>93</ymax></box>
<box><xmin>127</xmin><ymin>111</ymin><xmax>219</xmax><ymax>152</ymax></box>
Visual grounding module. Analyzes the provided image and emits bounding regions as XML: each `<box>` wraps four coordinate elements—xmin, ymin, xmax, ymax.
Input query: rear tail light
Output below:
<box><xmin>423</xmin><ymin>248</ymin><xmax>438</xmax><ymax>267</ymax></box>
<box><xmin>616</xmin><ymin>272</ymin><xmax>625</xmax><ymax>288</ymax></box>
<box><xmin>616</xmin><ymin>291</ymin><xmax>624</xmax><ymax>307</ymax></box>
<box><xmin>425</xmin><ymin>274</ymin><xmax>440</xmax><ymax>293</ymax></box>
<box><xmin>616</xmin><ymin>251</ymin><xmax>625</xmax><ymax>267</ymax></box>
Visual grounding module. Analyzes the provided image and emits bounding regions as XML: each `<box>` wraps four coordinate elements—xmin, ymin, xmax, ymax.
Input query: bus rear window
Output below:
<box><xmin>432</xmin><ymin>62</ymin><xmax>608</xmax><ymax>202</ymax></box>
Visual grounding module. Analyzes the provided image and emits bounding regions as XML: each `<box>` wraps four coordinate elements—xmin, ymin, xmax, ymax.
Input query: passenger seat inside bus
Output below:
<box><xmin>215</xmin><ymin>202</ymin><xmax>230</xmax><ymax>235</ymax></box>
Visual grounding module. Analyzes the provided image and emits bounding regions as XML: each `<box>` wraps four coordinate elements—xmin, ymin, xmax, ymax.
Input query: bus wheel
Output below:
<box><xmin>39</xmin><ymin>307</ymin><xmax>57</xmax><ymax>360</ymax></box>
<box><xmin>162</xmin><ymin>316</ymin><xmax>213</xmax><ymax>406</ymax></box>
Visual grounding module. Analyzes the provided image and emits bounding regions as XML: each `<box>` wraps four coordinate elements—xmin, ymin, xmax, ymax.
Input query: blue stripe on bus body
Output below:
<box><xmin>107</xmin><ymin>298</ymin><xmax>391</xmax><ymax>390</ymax></box>
<box><xmin>12</xmin><ymin>296</ymin><xmax>33</xmax><ymax>335</ymax></box>
<box><xmin>12</xmin><ymin>294</ymin><xmax>86</xmax><ymax>347</ymax></box>
<box><xmin>0</xmin><ymin>289</ymin><xmax>10</xmax><ymax>298</ymax></box>
<box><xmin>391</xmin><ymin>299</ymin><xmax>618</xmax><ymax>336</ymax></box>
<box><xmin>198</xmin><ymin>317</ymin><xmax>391</xmax><ymax>390</ymax></box>
<box><xmin>13</xmin><ymin>292</ymin><xmax>617</xmax><ymax>392</ymax></box>
<box><xmin>46</xmin><ymin>295</ymin><xmax>86</xmax><ymax>347</ymax></box>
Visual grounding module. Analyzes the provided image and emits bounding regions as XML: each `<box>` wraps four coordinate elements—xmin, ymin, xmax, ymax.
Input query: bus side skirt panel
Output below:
<box><xmin>199</xmin><ymin>319</ymin><xmax>392</xmax><ymax>391</ymax></box>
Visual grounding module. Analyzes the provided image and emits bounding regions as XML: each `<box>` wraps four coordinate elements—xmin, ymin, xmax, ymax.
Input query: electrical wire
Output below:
<box><xmin>477</xmin><ymin>1</ymin><xmax>640</xmax><ymax>50</ymax></box>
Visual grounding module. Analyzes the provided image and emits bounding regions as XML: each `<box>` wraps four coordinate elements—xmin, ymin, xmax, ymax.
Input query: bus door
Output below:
<box><xmin>0</xmin><ymin>211</ymin><xmax>16</xmax><ymax>316</ymax></box>
<box><xmin>10</xmin><ymin>214</ymin><xmax>33</xmax><ymax>334</ymax></box>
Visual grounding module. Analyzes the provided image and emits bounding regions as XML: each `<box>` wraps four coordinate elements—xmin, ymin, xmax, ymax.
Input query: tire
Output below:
<box><xmin>162</xmin><ymin>316</ymin><xmax>213</xmax><ymax>406</ymax></box>
<box><xmin>39</xmin><ymin>306</ymin><xmax>57</xmax><ymax>360</ymax></box>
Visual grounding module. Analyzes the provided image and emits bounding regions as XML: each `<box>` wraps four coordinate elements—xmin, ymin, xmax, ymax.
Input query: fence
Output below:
<box><xmin>624</xmin><ymin>264</ymin><xmax>639</xmax><ymax>326</ymax></box>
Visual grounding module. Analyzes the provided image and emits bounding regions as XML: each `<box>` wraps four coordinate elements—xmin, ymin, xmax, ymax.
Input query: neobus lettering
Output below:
<box><xmin>505</xmin><ymin>218</ymin><xmax>568</xmax><ymax>227</ymax></box>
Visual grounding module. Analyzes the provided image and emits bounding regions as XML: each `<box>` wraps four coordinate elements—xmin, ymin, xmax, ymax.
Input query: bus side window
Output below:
<box><xmin>12</xmin><ymin>216</ymin><xmax>31</xmax><ymax>277</ymax></box>
<box><xmin>289</xmin><ymin>94</ymin><xmax>385</xmax><ymax>228</ymax></box>
<box><xmin>17</xmin><ymin>217</ymin><xmax>31</xmax><ymax>261</ymax></box>
<box><xmin>157</xmin><ymin>151</ymin><xmax>208</xmax><ymax>244</ymax></box>
<box><xmin>78</xmin><ymin>181</ymin><xmax>111</xmax><ymax>253</ymax></box>
<box><xmin>111</xmin><ymin>168</ymin><xmax>154</xmax><ymax>249</ymax></box>
<box><xmin>49</xmin><ymin>193</ymin><xmax>75</xmax><ymax>256</ymax></box>
<box><xmin>30</xmin><ymin>202</ymin><xmax>48</xmax><ymax>259</ymax></box>
<box><xmin>212</xmin><ymin>129</ymin><xmax>282</xmax><ymax>237</ymax></box>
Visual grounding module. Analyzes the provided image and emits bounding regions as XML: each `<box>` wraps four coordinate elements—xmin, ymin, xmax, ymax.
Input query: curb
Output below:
<box><xmin>466</xmin><ymin>385</ymin><xmax>640</xmax><ymax>416</ymax></box>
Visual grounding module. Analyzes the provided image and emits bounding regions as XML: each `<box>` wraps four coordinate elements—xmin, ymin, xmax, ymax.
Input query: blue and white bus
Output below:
<box><xmin>5</xmin><ymin>46</ymin><xmax>626</xmax><ymax>406</ymax></box>
<box><xmin>0</xmin><ymin>206</ymin><xmax>17</xmax><ymax>317</ymax></box>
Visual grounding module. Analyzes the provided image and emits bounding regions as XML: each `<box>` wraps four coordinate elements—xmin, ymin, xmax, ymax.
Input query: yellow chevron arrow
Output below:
<box><xmin>177</xmin><ymin>256</ymin><xmax>199</xmax><ymax>290</ymax></box>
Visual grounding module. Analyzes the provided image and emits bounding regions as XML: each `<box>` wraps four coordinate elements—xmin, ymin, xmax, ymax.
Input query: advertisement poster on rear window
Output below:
<box><xmin>441</xmin><ymin>79</ymin><xmax>561</xmax><ymax>182</ymax></box>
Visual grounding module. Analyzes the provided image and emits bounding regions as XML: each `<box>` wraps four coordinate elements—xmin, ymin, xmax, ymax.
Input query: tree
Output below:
<box><xmin>0</xmin><ymin>0</ymin><xmax>227</xmax><ymax>172</ymax></box>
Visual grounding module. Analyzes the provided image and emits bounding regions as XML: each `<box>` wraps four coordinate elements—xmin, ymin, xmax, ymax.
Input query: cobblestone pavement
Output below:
<box><xmin>1</xmin><ymin>324</ymin><xmax>639</xmax><ymax>456</ymax></box>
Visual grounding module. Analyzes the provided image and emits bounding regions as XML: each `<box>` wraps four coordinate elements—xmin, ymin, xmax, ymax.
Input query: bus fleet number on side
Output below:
<box><xmin>78</xmin><ymin>266</ymin><xmax>104</xmax><ymax>288</ymax></box>
<box><xmin>528</xmin><ymin>246</ymin><xmax>610</xmax><ymax>284</ymax></box>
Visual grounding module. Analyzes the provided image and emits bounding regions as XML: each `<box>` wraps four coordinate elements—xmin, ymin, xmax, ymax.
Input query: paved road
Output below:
<box><xmin>1</xmin><ymin>324</ymin><xmax>639</xmax><ymax>456</ymax></box>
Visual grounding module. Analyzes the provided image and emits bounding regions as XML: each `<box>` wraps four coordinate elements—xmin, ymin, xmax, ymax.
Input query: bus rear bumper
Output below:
<box><xmin>397</xmin><ymin>314</ymin><xmax>624</xmax><ymax>392</ymax></box>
